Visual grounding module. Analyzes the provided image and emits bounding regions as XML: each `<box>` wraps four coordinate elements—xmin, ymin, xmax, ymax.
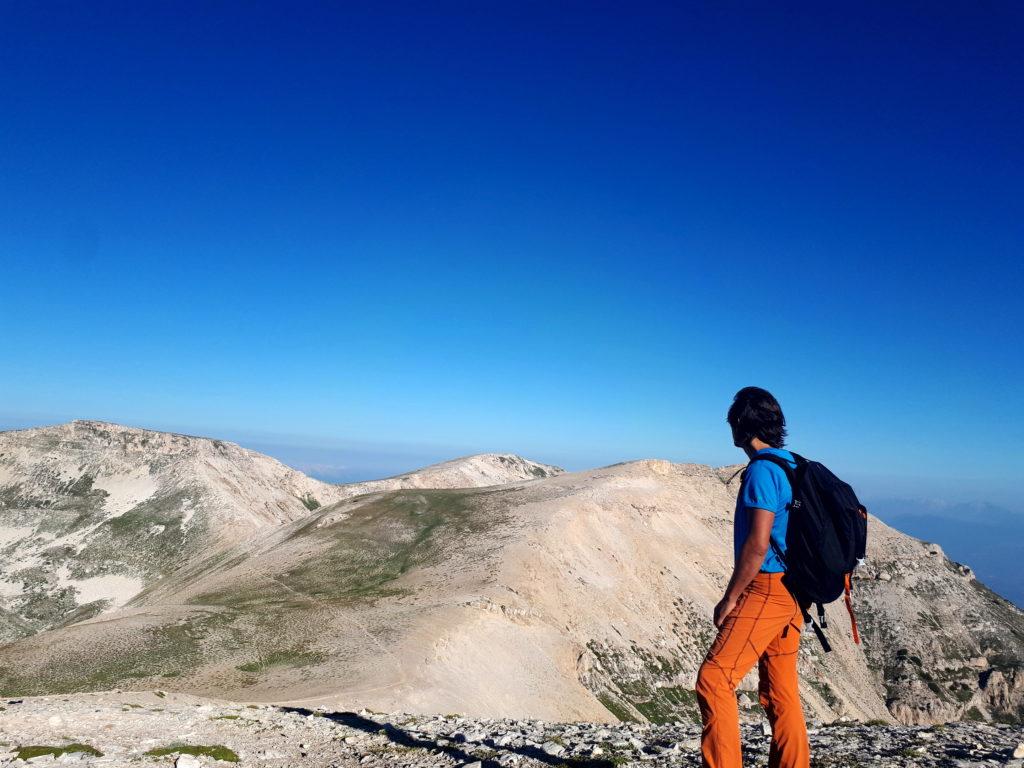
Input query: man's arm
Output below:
<box><xmin>713</xmin><ymin>507</ymin><xmax>774</xmax><ymax>628</ymax></box>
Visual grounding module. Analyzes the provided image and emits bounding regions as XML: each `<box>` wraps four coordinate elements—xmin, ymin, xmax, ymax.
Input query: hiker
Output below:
<box><xmin>695</xmin><ymin>386</ymin><xmax>810</xmax><ymax>768</ymax></box>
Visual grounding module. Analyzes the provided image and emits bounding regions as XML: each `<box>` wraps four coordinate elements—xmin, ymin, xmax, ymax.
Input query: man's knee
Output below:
<box><xmin>696</xmin><ymin>661</ymin><xmax>733</xmax><ymax>704</ymax></box>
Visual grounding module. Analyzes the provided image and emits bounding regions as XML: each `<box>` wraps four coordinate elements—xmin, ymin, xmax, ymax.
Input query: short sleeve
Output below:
<box><xmin>741</xmin><ymin>462</ymin><xmax>783</xmax><ymax>513</ymax></box>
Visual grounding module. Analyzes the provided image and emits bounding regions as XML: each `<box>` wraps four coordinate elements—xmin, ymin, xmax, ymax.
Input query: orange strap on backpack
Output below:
<box><xmin>844</xmin><ymin>572</ymin><xmax>860</xmax><ymax>644</ymax></box>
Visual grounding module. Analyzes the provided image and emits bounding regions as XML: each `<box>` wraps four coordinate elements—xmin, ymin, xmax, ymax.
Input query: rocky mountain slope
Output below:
<box><xmin>0</xmin><ymin>430</ymin><xmax>1020</xmax><ymax>727</ymax></box>
<box><xmin>2</xmin><ymin>692</ymin><xmax>1022</xmax><ymax>768</ymax></box>
<box><xmin>0</xmin><ymin>423</ymin><xmax>1019</xmax><ymax>729</ymax></box>
<box><xmin>0</xmin><ymin>422</ymin><xmax>561</xmax><ymax>644</ymax></box>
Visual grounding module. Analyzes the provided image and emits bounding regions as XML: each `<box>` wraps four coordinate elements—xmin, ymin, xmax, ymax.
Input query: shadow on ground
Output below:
<box><xmin>280</xmin><ymin>707</ymin><xmax>620</xmax><ymax>768</ymax></box>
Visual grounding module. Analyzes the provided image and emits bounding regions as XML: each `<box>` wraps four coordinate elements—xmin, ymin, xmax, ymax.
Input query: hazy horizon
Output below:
<box><xmin>5</xmin><ymin>412</ymin><xmax>1022</xmax><ymax>514</ymax></box>
<box><xmin>4</xmin><ymin>412</ymin><xmax>1021</xmax><ymax>611</ymax></box>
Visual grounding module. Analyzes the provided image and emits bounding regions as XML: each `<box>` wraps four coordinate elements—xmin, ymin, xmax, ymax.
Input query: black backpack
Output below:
<box><xmin>744</xmin><ymin>452</ymin><xmax>868</xmax><ymax>652</ymax></box>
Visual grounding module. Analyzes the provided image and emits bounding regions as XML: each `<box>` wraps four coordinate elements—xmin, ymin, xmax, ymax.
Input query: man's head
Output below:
<box><xmin>727</xmin><ymin>386</ymin><xmax>787</xmax><ymax>451</ymax></box>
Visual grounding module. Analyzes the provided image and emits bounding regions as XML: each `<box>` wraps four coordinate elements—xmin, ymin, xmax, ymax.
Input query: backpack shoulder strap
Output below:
<box><xmin>747</xmin><ymin>453</ymin><xmax>798</xmax><ymax>489</ymax></box>
<box><xmin>743</xmin><ymin>453</ymin><xmax>800</xmax><ymax>568</ymax></box>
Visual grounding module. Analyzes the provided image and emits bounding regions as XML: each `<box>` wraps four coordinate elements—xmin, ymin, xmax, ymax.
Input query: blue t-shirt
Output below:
<box><xmin>734</xmin><ymin>447</ymin><xmax>797</xmax><ymax>573</ymax></box>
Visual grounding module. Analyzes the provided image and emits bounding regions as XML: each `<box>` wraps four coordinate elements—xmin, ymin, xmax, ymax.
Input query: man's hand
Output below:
<box><xmin>714</xmin><ymin>507</ymin><xmax>774</xmax><ymax>629</ymax></box>
<box><xmin>713</xmin><ymin>594</ymin><xmax>739</xmax><ymax>628</ymax></box>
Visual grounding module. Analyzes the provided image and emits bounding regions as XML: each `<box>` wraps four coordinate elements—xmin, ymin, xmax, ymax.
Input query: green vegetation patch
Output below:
<box><xmin>951</xmin><ymin>683</ymin><xmax>974</xmax><ymax>703</ymax></box>
<box><xmin>50</xmin><ymin>488</ymin><xmax>199</xmax><ymax>591</ymax></box>
<box><xmin>5</xmin><ymin>568</ymin><xmax>79</xmax><ymax>629</ymax></box>
<box><xmin>15</xmin><ymin>744</ymin><xmax>102</xmax><ymax>760</ymax></box>
<box><xmin>587</xmin><ymin>641</ymin><xmax>697</xmax><ymax>724</ymax></box>
<box><xmin>236</xmin><ymin>647</ymin><xmax>326</xmax><ymax>674</ymax></box>
<box><xmin>809</xmin><ymin>679</ymin><xmax>841</xmax><ymax>709</ymax></box>
<box><xmin>992</xmin><ymin>707</ymin><xmax>1024</xmax><ymax>725</ymax></box>
<box><xmin>193</xmin><ymin>489</ymin><xmax>501</xmax><ymax>608</ymax></box>
<box><xmin>0</xmin><ymin>610</ymin><xmax>233</xmax><ymax>696</ymax></box>
<box><xmin>53</xmin><ymin>600</ymin><xmax>107</xmax><ymax>629</ymax></box>
<box><xmin>633</xmin><ymin>686</ymin><xmax>698</xmax><ymax>722</ymax></box>
<box><xmin>145</xmin><ymin>744</ymin><xmax>239</xmax><ymax>762</ymax></box>
<box><xmin>66</xmin><ymin>473</ymin><xmax>97</xmax><ymax>498</ymax></box>
<box><xmin>280</xmin><ymin>490</ymin><xmax>490</xmax><ymax>601</ymax></box>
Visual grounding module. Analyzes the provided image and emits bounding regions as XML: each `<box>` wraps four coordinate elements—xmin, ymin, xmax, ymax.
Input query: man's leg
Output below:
<box><xmin>757</xmin><ymin>598</ymin><xmax>810</xmax><ymax>768</ymax></box>
<box><xmin>696</xmin><ymin>573</ymin><xmax>798</xmax><ymax>768</ymax></box>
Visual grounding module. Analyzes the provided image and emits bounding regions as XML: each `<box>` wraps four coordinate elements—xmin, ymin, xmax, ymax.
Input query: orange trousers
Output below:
<box><xmin>695</xmin><ymin>572</ymin><xmax>810</xmax><ymax>768</ymax></box>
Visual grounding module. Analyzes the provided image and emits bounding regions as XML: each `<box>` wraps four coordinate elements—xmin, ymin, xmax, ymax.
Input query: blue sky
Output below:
<box><xmin>2</xmin><ymin>3</ymin><xmax>1022</xmax><ymax>507</ymax></box>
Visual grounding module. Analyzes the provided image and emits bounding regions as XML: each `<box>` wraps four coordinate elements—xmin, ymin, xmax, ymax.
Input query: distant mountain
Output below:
<box><xmin>0</xmin><ymin>421</ymin><xmax>562</xmax><ymax>643</ymax></box>
<box><xmin>334</xmin><ymin>452</ymin><xmax>562</xmax><ymax>494</ymax></box>
<box><xmin>1</xmin><ymin>429</ymin><xmax>1020</xmax><ymax>725</ymax></box>
<box><xmin>866</xmin><ymin>498</ymin><xmax>1024</xmax><ymax>608</ymax></box>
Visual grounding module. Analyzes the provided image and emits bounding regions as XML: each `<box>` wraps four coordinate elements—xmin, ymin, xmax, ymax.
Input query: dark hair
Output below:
<box><xmin>727</xmin><ymin>387</ymin><xmax>787</xmax><ymax>448</ymax></box>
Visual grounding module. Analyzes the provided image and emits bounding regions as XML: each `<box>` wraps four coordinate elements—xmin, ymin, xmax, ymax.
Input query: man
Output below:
<box><xmin>695</xmin><ymin>386</ymin><xmax>810</xmax><ymax>768</ymax></box>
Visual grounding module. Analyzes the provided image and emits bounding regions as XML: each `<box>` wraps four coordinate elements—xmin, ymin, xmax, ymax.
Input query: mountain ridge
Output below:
<box><xmin>0</xmin><ymin>421</ymin><xmax>1021</xmax><ymax>726</ymax></box>
<box><xmin>0</xmin><ymin>420</ymin><xmax>560</xmax><ymax>643</ymax></box>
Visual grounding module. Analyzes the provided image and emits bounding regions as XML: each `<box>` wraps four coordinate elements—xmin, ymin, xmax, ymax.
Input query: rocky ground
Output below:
<box><xmin>0</xmin><ymin>693</ymin><xmax>1021</xmax><ymax>768</ymax></box>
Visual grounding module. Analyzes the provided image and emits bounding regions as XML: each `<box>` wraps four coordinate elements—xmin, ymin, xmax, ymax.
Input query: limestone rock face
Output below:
<box><xmin>0</xmin><ymin>422</ymin><xmax>1020</xmax><ymax>726</ymax></box>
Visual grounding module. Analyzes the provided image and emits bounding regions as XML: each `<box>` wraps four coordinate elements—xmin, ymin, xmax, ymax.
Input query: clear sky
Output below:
<box><xmin>2</xmin><ymin>3</ymin><xmax>1022</xmax><ymax>506</ymax></box>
